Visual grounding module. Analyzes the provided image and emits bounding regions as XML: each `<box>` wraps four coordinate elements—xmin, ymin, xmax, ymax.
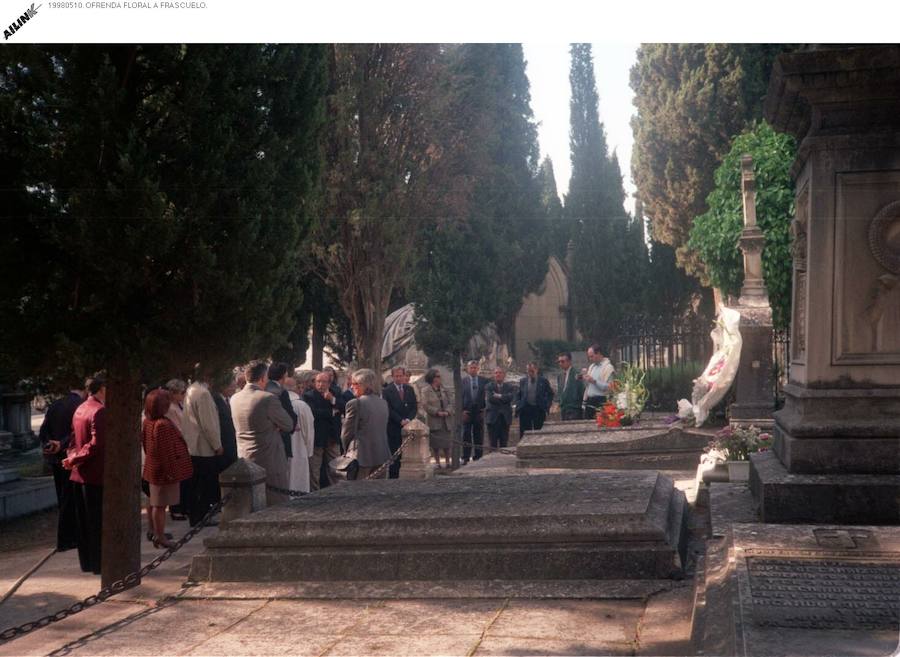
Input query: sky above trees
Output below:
<box><xmin>523</xmin><ymin>43</ymin><xmax>638</xmax><ymax>214</ymax></box>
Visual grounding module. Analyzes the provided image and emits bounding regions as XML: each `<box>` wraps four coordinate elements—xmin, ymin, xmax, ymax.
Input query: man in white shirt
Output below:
<box><xmin>583</xmin><ymin>343</ymin><xmax>615</xmax><ymax>419</ymax></box>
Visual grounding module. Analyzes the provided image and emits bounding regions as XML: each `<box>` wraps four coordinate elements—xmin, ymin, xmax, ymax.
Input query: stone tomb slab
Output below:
<box><xmin>190</xmin><ymin>472</ymin><xmax>688</xmax><ymax>589</ymax></box>
<box><xmin>731</xmin><ymin>524</ymin><xmax>899</xmax><ymax>656</ymax></box>
<box><xmin>516</xmin><ymin>426</ymin><xmax>709</xmax><ymax>471</ymax></box>
<box><xmin>533</xmin><ymin>420</ymin><xmax>671</xmax><ymax>434</ymax></box>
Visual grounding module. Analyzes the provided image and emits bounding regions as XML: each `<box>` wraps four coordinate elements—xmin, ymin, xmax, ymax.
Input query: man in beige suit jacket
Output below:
<box><xmin>230</xmin><ymin>360</ymin><xmax>295</xmax><ymax>505</ymax></box>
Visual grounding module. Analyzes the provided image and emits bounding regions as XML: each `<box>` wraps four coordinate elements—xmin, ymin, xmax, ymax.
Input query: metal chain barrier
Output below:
<box><xmin>266</xmin><ymin>432</ymin><xmax>417</xmax><ymax>498</ymax></box>
<box><xmin>0</xmin><ymin>493</ymin><xmax>230</xmax><ymax>645</ymax></box>
<box><xmin>448</xmin><ymin>435</ymin><xmax>516</xmax><ymax>456</ymax></box>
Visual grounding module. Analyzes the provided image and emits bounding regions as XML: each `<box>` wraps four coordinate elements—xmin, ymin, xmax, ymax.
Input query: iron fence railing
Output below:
<box><xmin>613</xmin><ymin>325</ymin><xmax>791</xmax><ymax>412</ymax></box>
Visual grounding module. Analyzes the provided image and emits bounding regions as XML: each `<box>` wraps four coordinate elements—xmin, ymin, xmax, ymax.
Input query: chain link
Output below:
<box><xmin>0</xmin><ymin>493</ymin><xmax>230</xmax><ymax>645</ymax></box>
<box><xmin>447</xmin><ymin>435</ymin><xmax>516</xmax><ymax>456</ymax></box>
<box><xmin>266</xmin><ymin>432</ymin><xmax>417</xmax><ymax>497</ymax></box>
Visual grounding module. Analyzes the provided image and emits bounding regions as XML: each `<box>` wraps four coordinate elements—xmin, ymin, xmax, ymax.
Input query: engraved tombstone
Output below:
<box><xmin>752</xmin><ymin>45</ymin><xmax>900</xmax><ymax>523</ymax></box>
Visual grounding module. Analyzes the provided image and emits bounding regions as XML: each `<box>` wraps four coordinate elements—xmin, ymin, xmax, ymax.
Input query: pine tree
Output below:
<box><xmin>0</xmin><ymin>44</ymin><xmax>327</xmax><ymax>584</ymax></box>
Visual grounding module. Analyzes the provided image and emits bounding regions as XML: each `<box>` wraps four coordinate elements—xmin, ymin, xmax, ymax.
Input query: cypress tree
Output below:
<box><xmin>630</xmin><ymin>44</ymin><xmax>790</xmax><ymax>277</ymax></box>
<box><xmin>565</xmin><ymin>43</ymin><xmax>639</xmax><ymax>346</ymax></box>
<box><xmin>0</xmin><ymin>44</ymin><xmax>327</xmax><ymax>583</ymax></box>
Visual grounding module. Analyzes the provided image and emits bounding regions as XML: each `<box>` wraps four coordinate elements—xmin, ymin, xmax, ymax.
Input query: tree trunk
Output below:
<box><xmin>101</xmin><ymin>365</ymin><xmax>143</xmax><ymax>589</ymax></box>
<box><xmin>311</xmin><ymin>312</ymin><xmax>327</xmax><ymax>371</ymax></box>
<box><xmin>354</xmin><ymin>310</ymin><xmax>385</xmax><ymax>372</ymax></box>
<box><xmin>451</xmin><ymin>350</ymin><xmax>462</xmax><ymax>469</ymax></box>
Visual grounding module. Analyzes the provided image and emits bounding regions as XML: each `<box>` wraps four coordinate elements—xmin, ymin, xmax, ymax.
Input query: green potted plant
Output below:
<box><xmin>610</xmin><ymin>362</ymin><xmax>649</xmax><ymax>425</ymax></box>
<box><xmin>706</xmin><ymin>425</ymin><xmax>772</xmax><ymax>481</ymax></box>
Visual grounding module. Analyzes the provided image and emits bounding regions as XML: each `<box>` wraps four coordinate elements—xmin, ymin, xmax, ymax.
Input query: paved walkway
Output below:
<box><xmin>0</xmin><ymin>509</ymin><xmax>694</xmax><ymax>656</ymax></box>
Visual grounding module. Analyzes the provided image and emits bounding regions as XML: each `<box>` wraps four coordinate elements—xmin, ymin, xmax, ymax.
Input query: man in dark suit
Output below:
<box><xmin>39</xmin><ymin>378</ymin><xmax>88</xmax><ymax>552</ymax></box>
<box><xmin>516</xmin><ymin>361</ymin><xmax>554</xmax><ymax>438</ymax></box>
<box><xmin>556</xmin><ymin>351</ymin><xmax>585</xmax><ymax>421</ymax></box>
<box><xmin>213</xmin><ymin>372</ymin><xmax>239</xmax><ymax>471</ymax></box>
<box><xmin>461</xmin><ymin>360</ymin><xmax>488</xmax><ymax>464</ymax></box>
<box><xmin>381</xmin><ymin>366</ymin><xmax>418</xmax><ymax>478</ymax></box>
<box><xmin>484</xmin><ymin>367</ymin><xmax>515</xmax><ymax>449</ymax></box>
<box><xmin>266</xmin><ymin>362</ymin><xmax>297</xmax><ymax>459</ymax></box>
<box><xmin>304</xmin><ymin>371</ymin><xmax>345</xmax><ymax>490</ymax></box>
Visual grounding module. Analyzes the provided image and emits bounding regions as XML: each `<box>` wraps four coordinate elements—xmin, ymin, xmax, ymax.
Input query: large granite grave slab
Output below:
<box><xmin>517</xmin><ymin>425</ymin><xmax>710</xmax><ymax>471</ymax></box>
<box><xmin>529</xmin><ymin>420</ymin><xmax>671</xmax><ymax>434</ymax></box>
<box><xmin>694</xmin><ymin>523</ymin><xmax>900</xmax><ymax>656</ymax></box>
<box><xmin>190</xmin><ymin>472</ymin><xmax>688</xmax><ymax>589</ymax></box>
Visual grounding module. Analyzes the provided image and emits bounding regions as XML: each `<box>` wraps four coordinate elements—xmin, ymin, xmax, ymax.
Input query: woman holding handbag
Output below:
<box><xmin>142</xmin><ymin>388</ymin><xmax>193</xmax><ymax>547</ymax></box>
<box><xmin>421</xmin><ymin>368</ymin><xmax>455</xmax><ymax>469</ymax></box>
<box><xmin>340</xmin><ymin>369</ymin><xmax>391</xmax><ymax>480</ymax></box>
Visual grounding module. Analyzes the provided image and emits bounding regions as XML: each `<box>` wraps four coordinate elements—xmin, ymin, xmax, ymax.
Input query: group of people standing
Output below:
<box><xmin>36</xmin><ymin>344</ymin><xmax>613</xmax><ymax>577</ymax></box>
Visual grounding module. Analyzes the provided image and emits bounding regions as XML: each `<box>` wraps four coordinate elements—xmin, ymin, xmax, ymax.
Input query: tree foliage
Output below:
<box><xmin>412</xmin><ymin>44</ymin><xmax>547</xmax><ymax>366</ymax></box>
<box><xmin>0</xmin><ymin>44</ymin><xmax>327</xmax><ymax>582</ymax></box>
<box><xmin>312</xmin><ymin>44</ymin><xmax>459</xmax><ymax>370</ymax></box>
<box><xmin>688</xmin><ymin>121</ymin><xmax>796</xmax><ymax>328</ymax></box>
<box><xmin>539</xmin><ymin>156</ymin><xmax>568</xmax><ymax>261</ymax></box>
<box><xmin>1</xmin><ymin>44</ymin><xmax>327</xmax><ymax>382</ymax></box>
<box><xmin>630</xmin><ymin>44</ymin><xmax>790</xmax><ymax>278</ymax></box>
<box><xmin>566</xmin><ymin>44</ymin><xmax>647</xmax><ymax>345</ymax></box>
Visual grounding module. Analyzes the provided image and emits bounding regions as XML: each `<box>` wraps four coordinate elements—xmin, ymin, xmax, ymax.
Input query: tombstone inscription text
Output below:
<box><xmin>747</xmin><ymin>557</ymin><xmax>900</xmax><ymax>630</ymax></box>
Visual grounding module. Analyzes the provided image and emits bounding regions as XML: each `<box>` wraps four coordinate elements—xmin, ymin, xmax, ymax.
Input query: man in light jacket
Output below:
<box><xmin>182</xmin><ymin>378</ymin><xmax>223</xmax><ymax>525</ymax></box>
<box><xmin>230</xmin><ymin>361</ymin><xmax>295</xmax><ymax>505</ymax></box>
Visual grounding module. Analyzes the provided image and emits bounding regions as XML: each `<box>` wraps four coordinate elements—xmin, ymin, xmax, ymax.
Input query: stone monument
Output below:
<box><xmin>398</xmin><ymin>418</ymin><xmax>434</xmax><ymax>480</ymax></box>
<box><xmin>752</xmin><ymin>45</ymin><xmax>900</xmax><ymax>523</ymax></box>
<box><xmin>729</xmin><ymin>155</ymin><xmax>775</xmax><ymax>428</ymax></box>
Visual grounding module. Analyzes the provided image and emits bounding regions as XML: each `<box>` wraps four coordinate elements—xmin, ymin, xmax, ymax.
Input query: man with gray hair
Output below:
<box><xmin>342</xmin><ymin>369</ymin><xmax>391</xmax><ymax>480</ymax></box>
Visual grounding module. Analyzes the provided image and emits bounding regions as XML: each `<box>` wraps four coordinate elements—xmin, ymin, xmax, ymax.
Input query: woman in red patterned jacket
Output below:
<box><xmin>142</xmin><ymin>388</ymin><xmax>193</xmax><ymax>548</ymax></box>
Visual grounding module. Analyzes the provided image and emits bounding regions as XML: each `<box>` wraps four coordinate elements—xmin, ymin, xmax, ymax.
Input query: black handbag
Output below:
<box><xmin>329</xmin><ymin>439</ymin><xmax>359</xmax><ymax>481</ymax></box>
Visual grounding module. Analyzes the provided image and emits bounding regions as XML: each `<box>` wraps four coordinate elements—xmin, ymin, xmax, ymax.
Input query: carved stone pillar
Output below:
<box><xmin>730</xmin><ymin>156</ymin><xmax>775</xmax><ymax>427</ymax></box>
<box><xmin>399</xmin><ymin>418</ymin><xmax>435</xmax><ymax>480</ymax></box>
<box><xmin>751</xmin><ymin>46</ymin><xmax>900</xmax><ymax>523</ymax></box>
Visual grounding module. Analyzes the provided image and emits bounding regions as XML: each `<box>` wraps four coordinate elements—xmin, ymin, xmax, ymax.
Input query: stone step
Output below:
<box><xmin>191</xmin><ymin>471</ymin><xmax>689</xmax><ymax>585</ymax></box>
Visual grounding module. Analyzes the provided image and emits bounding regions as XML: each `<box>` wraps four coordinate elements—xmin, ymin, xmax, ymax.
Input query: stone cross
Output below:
<box><xmin>738</xmin><ymin>155</ymin><xmax>769</xmax><ymax>302</ymax></box>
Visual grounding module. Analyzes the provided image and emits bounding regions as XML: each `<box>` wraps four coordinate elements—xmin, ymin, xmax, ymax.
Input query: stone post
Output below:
<box><xmin>399</xmin><ymin>418</ymin><xmax>435</xmax><ymax>480</ymax></box>
<box><xmin>751</xmin><ymin>45</ymin><xmax>900</xmax><ymax>524</ymax></box>
<box><xmin>218</xmin><ymin>458</ymin><xmax>267</xmax><ymax>525</ymax></box>
<box><xmin>729</xmin><ymin>155</ymin><xmax>775</xmax><ymax>427</ymax></box>
<box><xmin>1</xmin><ymin>391</ymin><xmax>37</xmax><ymax>450</ymax></box>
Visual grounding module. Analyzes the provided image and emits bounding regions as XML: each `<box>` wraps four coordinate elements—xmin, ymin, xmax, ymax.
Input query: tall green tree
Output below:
<box><xmin>312</xmin><ymin>44</ymin><xmax>463</xmax><ymax>371</ymax></box>
<box><xmin>566</xmin><ymin>44</ymin><xmax>644</xmax><ymax>346</ymax></box>
<box><xmin>413</xmin><ymin>43</ymin><xmax>547</xmax><ymax>410</ymax></box>
<box><xmin>539</xmin><ymin>156</ymin><xmax>568</xmax><ymax>261</ymax></box>
<box><xmin>688</xmin><ymin>121</ymin><xmax>796</xmax><ymax>328</ymax></box>
<box><xmin>630</xmin><ymin>44</ymin><xmax>790</xmax><ymax>278</ymax></box>
<box><xmin>0</xmin><ymin>44</ymin><xmax>327</xmax><ymax>583</ymax></box>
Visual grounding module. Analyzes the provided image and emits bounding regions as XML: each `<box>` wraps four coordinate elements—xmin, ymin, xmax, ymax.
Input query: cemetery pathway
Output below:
<box><xmin>0</xmin><ymin>508</ymin><xmax>694</xmax><ymax>656</ymax></box>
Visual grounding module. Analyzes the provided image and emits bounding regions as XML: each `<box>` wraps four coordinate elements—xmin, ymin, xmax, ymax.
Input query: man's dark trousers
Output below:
<box><xmin>518</xmin><ymin>404</ymin><xmax>545</xmax><ymax>437</ymax></box>
<box><xmin>462</xmin><ymin>412</ymin><xmax>484</xmax><ymax>463</ymax></box>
